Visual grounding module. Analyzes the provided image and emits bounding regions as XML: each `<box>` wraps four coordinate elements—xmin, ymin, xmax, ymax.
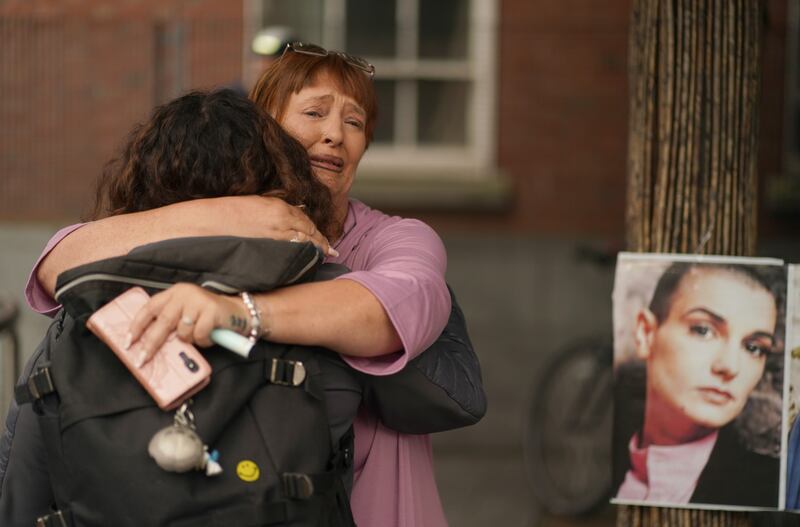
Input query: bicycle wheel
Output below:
<box><xmin>523</xmin><ymin>338</ymin><xmax>613</xmax><ymax>516</ymax></box>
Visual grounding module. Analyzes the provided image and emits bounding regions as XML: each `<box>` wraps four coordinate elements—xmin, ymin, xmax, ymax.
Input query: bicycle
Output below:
<box><xmin>523</xmin><ymin>246</ymin><xmax>617</xmax><ymax>517</ymax></box>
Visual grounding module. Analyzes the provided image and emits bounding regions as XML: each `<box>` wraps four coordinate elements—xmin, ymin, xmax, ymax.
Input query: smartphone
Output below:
<box><xmin>86</xmin><ymin>287</ymin><xmax>212</xmax><ymax>410</ymax></box>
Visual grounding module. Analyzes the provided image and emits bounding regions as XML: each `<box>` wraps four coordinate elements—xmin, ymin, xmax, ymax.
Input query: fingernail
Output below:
<box><xmin>328</xmin><ymin>248</ymin><xmax>340</xmax><ymax>258</ymax></box>
<box><xmin>135</xmin><ymin>350</ymin><xmax>147</xmax><ymax>368</ymax></box>
<box><xmin>124</xmin><ymin>333</ymin><xmax>132</xmax><ymax>350</ymax></box>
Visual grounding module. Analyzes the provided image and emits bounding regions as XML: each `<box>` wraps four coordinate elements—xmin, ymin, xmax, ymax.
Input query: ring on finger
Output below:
<box><xmin>180</xmin><ymin>315</ymin><xmax>195</xmax><ymax>326</ymax></box>
<box><xmin>290</xmin><ymin>230</ymin><xmax>301</xmax><ymax>243</ymax></box>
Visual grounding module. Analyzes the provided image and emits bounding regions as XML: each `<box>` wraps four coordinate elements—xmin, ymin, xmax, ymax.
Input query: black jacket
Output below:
<box><xmin>613</xmin><ymin>422</ymin><xmax>780</xmax><ymax>508</ymax></box>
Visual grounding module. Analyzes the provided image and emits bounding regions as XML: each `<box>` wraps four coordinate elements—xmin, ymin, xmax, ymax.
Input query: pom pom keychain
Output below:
<box><xmin>148</xmin><ymin>401</ymin><xmax>222</xmax><ymax>477</ymax></box>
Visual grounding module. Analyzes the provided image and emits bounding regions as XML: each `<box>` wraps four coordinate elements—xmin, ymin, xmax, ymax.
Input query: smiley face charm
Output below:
<box><xmin>236</xmin><ymin>460</ymin><xmax>261</xmax><ymax>482</ymax></box>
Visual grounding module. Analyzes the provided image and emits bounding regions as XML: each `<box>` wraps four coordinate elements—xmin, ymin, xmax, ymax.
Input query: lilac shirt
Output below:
<box><xmin>616</xmin><ymin>431</ymin><xmax>719</xmax><ymax>504</ymax></box>
<box><xmin>25</xmin><ymin>198</ymin><xmax>452</xmax><ymax>527</ymax></box>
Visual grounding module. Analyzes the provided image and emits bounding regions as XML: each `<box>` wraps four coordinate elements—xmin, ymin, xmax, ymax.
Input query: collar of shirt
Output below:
<box><xmin>617</xmin><ymin>430</ymin><xmax>719</xmax><ymax>504</ymax></box>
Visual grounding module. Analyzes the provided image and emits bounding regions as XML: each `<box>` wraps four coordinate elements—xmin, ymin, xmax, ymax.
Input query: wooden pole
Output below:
<box><xmin>621</xmin><ymin>0</ymin><xmax>762</xmax><ymax>525</ymax></box>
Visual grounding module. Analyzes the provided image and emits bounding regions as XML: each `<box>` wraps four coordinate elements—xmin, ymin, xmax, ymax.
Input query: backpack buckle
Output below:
<box><xmin>28</xmin><ymin>368</ymin><xmax>55</xmax><ymax>400</ymax></box>
<box><xmin>282</xmin><ymin>472</ymin><xmax>314</xmax><ymax>499</ymax></box>
<box><xmin>16</xmin><ymin>367</ymin><xmax>56</xmax><ymax>405</ymax></box>
<box><xmin>270</xmin><ymin>358</ymin><xmax>306</xmax><ymax>386</ymax></box>
<box><xmin>36</xmin><ymin>510</ymin><xmax>68</xmax><ymax>527</ymax></box>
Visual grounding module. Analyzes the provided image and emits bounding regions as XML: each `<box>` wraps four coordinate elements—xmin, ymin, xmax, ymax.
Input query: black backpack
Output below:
<box><xmin>15</xmin><ymin>237</ymin><xmax>358</xmax><ymax>527</ymax></box>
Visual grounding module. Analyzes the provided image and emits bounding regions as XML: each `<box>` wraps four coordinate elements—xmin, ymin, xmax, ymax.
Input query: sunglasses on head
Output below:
<box><xmin>282</xmin><ymin>42</ymin><xmax>375</xmax><ymax>78</ymax></box>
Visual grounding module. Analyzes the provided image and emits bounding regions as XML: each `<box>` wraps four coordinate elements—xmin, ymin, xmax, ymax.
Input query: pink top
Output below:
<box><xmin>25</xmin><ymin>223</ymin><xmax>85</xmax><ymax>318</ymax></box>
<box><xmin>25</xmin><ymin>198</ymin><xmax>452</xmax><ymax>527</ymax></box>
<box><xmin>616</xmin><ymin>431</ymin><xmax>719</xmax><ymax>504</ymax></box>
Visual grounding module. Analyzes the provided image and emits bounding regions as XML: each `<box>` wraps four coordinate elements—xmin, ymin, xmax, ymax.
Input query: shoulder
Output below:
<box><xmin>350</xmin><ymin>198</ymin><xmax>439</xmax><ymax>238</ymax></box>
<box><xmin>713</xmin><ymin>425</ymin><xmax>779</xmax><ymax>472</ymax></box>
<box><xmin>693</xmin><ymin>426</ymin><xmax>779</xmax><ymax>508</ymax></box>
<box><xmin>349</xmin><ymin>199</ymin><xmax>439</xmax><ymax>235</ymax></box>
<box><xmin>346</xmin><ymin>199</ymin><xmax>445</xmax><ymax>255</ymax></box>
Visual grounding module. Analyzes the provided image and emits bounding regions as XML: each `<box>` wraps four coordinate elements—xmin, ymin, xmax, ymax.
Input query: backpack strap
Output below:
<box><xmin>282</xmin><ymin>426</ymin><xmax>354</xmax><ymax>500</ymax></box>
<box><xmin>15</xmin><ymin>366</ymin><xmax>57</xmax><ymax>406</ymax></box>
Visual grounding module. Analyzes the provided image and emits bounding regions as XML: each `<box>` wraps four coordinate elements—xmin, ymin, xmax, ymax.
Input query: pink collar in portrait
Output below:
<box><xmin>617</xmin><ymin>430</ymin><xmax>718</xmax><ymax>504</ymax></box>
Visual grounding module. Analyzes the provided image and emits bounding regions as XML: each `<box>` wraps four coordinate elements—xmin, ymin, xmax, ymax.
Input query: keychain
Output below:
<box><xmin>148</xmin><ymin>402</ymin><xmax>222</xmax><ymax>477</ymax></box>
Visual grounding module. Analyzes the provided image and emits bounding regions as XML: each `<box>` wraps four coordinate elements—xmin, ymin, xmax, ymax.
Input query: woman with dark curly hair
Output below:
<box><xmin>90</xmin><ymin>88</ymin><xmax>333</xmax><ymax>238</ymax></box>
<box><xmin>0</xmin><ymin>88</ymin><xmax>359</xmax><ymax>525</ymax></box>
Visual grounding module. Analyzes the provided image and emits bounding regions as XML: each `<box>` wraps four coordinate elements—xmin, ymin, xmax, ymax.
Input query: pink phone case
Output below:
<box><xmin>86</xmin><ymin>287</ymin><xmax>212</xmax><ymax>410</ymax></box>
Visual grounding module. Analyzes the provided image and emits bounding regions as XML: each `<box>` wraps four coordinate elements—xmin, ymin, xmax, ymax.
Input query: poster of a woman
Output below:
<box><xmin>611</xmin><ymin>254</ymin><xmax>786</xmax><ymax>510</ymax></box>
<box><xmin>782</xmin><ymin>266</ymin><xmax>800</xmax><ymax>510</ymax></box>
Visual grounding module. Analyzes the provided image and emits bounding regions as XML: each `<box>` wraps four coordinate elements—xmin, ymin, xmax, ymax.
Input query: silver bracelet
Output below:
<box><xmin>240</xmin><ymin>292</ymin><xmax>266</xmax><ymax>343</ymax></box>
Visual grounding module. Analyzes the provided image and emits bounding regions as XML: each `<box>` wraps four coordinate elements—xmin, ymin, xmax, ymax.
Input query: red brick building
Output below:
<box><xmin>0</xmin><ymin>4</ymin><xmax>796</xmax><ymax>524</ymax></box>
<box><xmin>0</xmin><ymin>0</ymin><xmax>794</xmax><ymax>241</ymax></box>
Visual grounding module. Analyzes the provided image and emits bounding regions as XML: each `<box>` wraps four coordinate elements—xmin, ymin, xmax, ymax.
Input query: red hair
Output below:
<box><xmin>249</xmin><ymin>50</ymin><xmax>378</xmax><ymax>144</ymax></box>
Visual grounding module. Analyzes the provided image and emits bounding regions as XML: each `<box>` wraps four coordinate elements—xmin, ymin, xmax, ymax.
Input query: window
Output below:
<box><xmin>247</xmin><ymin>0</ymin><xmax>506</xmax><ymax>208</ymax></box>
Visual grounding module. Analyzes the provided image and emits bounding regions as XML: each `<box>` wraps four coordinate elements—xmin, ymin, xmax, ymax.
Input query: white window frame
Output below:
<box><xmin>245</xmin><ymin>0</ymin><xmax>500</xmax><ymax>184</ymax></box>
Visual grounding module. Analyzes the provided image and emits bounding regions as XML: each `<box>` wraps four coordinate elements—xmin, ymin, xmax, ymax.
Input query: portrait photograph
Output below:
<box><xmin>783</xmin><ymin>265</ymin><xmax>800</xmax><ymax>511</ymax></box>
<box><xmin>611</xmin><ymin>253</ymin><xmax>787</xmax><ymax>510</ymax></box>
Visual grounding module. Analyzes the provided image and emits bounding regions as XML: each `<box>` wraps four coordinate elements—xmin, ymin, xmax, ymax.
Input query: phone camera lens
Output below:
<box><xmin>179</xmin><ymin>351</ymin><xmax>199</xmax><ymax>372</ymax></box>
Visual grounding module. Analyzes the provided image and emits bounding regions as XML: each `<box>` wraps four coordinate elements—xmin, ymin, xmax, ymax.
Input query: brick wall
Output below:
<box><xmin>0</xmin><ymin>0</ymin><xmax>790</xmax><ymax>239</ymax></box>
<box><xmin>757</xmin><ymin>0</ymin><xmax>800</xmax><ymax>239</ymax></box>
<box><xmin>500</xmin><ymin>0</ymin><xmax>630</xmax><ymax>237</ymax></box>
<box><xmin>411</xmin><ymin>0</ymin><xmax>632</xmax><ymax>239</ymax></box>
<box><xmin>0</xmin><ymin>0</ymin><xmax>243</xmax><ymax>221</ymax></box>
<box><xmin>415</xmin><ymin>0</ymin><xmax>791</xmax><ymax>241</ymax></box>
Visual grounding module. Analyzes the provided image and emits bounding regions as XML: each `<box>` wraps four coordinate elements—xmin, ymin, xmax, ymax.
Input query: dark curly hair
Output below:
<box><xmin>89</xmin><ymin>88</ymin><xmax>334</xmax><ymax>238</ymax></box>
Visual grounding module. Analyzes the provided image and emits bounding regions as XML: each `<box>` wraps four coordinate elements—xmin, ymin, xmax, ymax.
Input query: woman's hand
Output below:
<box><xmin>217</xmin><ymin>196</ymin><xmax>337</xmax><ymax>256</ymax></box>
<box><xmin>126</xmin><ymin>283</ymin><xmax>248</xmax><ymax>366</ymax></box>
